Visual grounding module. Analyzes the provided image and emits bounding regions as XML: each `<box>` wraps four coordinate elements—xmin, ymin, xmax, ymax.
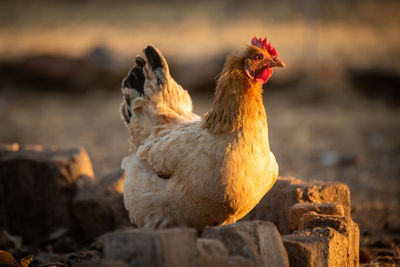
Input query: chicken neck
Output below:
<box><xmin>202</xmin><ymin>70</ymin><xmax>268</xmax><ymax>134</ymax></box>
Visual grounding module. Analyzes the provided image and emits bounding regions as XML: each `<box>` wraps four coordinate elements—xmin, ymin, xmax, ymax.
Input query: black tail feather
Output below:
<box><xmin>121</xmin><ymin>46</ymin><xmax>167</xmax><ymax>123</ymax></box>
<box><xmin>144</xmin><ymin>46</ymin><xmax>164</xmax><ymax>71</ymax></box>
<box><xmin>123</xmin><ymin>58</ymin><xmax>146</xmax><ymax>97</ymax></box>
<box><xmin>121</xmin><ymin>56</ymin><xmax>147</xmax><ymax>124</ymax></box>
<box><xmin>144</xmin><ymin>46</ymin><xmax>166</xmax><ymax>85</ymax></box>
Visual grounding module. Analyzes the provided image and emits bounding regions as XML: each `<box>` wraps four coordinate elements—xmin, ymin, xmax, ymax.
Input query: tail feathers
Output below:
<box><xmin>123</xmin><ymin>57</ymin><xmax>146</xmax><ymax>97</ymax></box>
<box><xmin>122</xmin><ymin>46</ymin><xmax>168</xmax><ymax>101</ymax></box>
<box><xmin>144</xmin><ymin>45</ymin><xmax>167</xmax><ymax>84</ymax></box>
<box><xmin>121</xmin><ymin>45</ymin><xmax>198</xmax><ymax>127</ymax></box>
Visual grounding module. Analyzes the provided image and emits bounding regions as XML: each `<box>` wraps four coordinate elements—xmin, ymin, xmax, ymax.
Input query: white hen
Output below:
<box><xmin>121</xmin><ymin>37</ymin><xmax>283</xmax><ymax>230</ymax></box>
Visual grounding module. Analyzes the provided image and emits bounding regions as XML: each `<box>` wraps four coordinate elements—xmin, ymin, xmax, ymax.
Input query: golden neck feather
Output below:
<box><xmin>202</xmin><ymin>53</ymin><xmax>267</xmax><ymax>134</ymax></box>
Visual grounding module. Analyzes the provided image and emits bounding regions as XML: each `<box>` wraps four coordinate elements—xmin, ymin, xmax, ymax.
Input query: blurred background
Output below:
<box><xmin>0</xmin><ymin>0</ymin><xmax>399</xmax><ymax>259</ymax></box>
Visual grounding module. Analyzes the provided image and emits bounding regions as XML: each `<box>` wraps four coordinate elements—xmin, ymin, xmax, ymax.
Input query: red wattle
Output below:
<box><xmin>255</xmin><ymin>67</ymin><xmax>273</xmax><ymax>84</ymax></box>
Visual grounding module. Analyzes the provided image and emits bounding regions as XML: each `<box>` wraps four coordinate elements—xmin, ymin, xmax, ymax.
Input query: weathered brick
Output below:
<box><xmin>103</xmin><ymin>228</ymin><xmax>197</xmax><ymax>267</ymax></box>
<box><xmin>282</xmin><ymin>233</ymin><xmax>328</xmax><ymax>267</ymax></box>
<box><xmin>301</xmin><ymin>213</ymin><xmax>359</xmax><ymax>267</ymax></box>
<box><xmin>244</xmin><ymin>177</ymin><xmax>351</xmax><ymax>234</ymax></box>
<box><xmin>0</xmin><ymin>144</ymin><xmax>94</xmax><ymax>242</ymax></box>
<box><xmin>73</xmin><ymin>170</ymin><xmax>130</xmax><ymax>239</ymax></box>
<box><xmin>202</xmin><ymin>221</ymin><xmax>289</xmax><ymax>267</ymax></box>
<box><xmin>283</xmin><ymin>214</ymin><xmax>360</xmax><ymax>267</ymax></box>
<box><xmin>289</xmin><ymin>203</ymin><xmax>344</xmax><ymax>232</ymax></box>
<box><xmin>196</xmin><ymin>238</ymin><xmax>228</xmax><ymax>267</ymax></box>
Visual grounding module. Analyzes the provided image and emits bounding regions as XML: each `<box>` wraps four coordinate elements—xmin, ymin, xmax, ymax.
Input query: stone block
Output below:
<box><xmin>283</xmin><ymin>214</ymin><xmax>360</xmax><ymax>267</ymax></box>
<box><xmin>104</xmin><ymin>228</ymin><xmax>197</xmax><ymax>267</ymax></box>
<box><xmin>243</xmin><ymin>177</ymin><xmax>302</xmax><ymax>224</ymax></box>
<box><xmin>244</xmin><ymin>177</ymin><xmax>351</xmax><ymax>234</ymax></box>
<box><xmin>196</xmin><ymin>238</ymin><xmax>229</xmax><ymax>267</ymax></box>
<box><xmin>34</xmin><ymin>252</ymin><xmax>65</xmax><ymax>266</ymax></box>
<box><xmin>301</xmin><ymin>213</ymin><xmax>359</xmax><ymax>267</ymax></box>
<box><xmin>202</xmin><ymin>220</ymin><xmax>289</xmax><ymax>267</ymax></box>
<box><xmin>73</xmin><ymin>170</ymin><xmax>130</xmax><ymax>239</ymax></box>
<box><xmin>289</xmin><ymin>203</ymin><xmax>344</xmax><ymax>232</ymax></box>
<box><xmin>0</xmin><ymin>144</ymin><xmax>94</xmax><ymax>243</ymax></box>
<box><xmin>0</xmin><ymin>230</ymin><xmax>22</xmax><ymax>249</ymax></box>
<box><xmin>282</xmin><ymin>233</ymin><xmax>328</xmax><ymax>267</ymax></box>
<box><xmin>228</xmin><ymin>255</ymin><xmax>251</xmax><ymax>267</ymax></box>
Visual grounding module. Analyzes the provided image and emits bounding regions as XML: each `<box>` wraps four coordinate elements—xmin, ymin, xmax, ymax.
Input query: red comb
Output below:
<box><xmin>251</xmin><ymin>36</ymin><xmax>278</xmax><ymax>57</ymax></box>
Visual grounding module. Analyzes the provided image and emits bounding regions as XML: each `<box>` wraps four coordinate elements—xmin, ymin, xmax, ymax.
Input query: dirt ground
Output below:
<box><xmin>1</xmin><ymin>76</ymin><xmax>399</xmax><ymax>258</ymax></box>
<box><xmin>1</xmin><ymin>0</ymin><xmax>400</xmax><ymax>265</ymax></box>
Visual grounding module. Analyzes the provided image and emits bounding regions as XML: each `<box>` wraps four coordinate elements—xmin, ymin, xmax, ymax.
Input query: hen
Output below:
<box><xmin>120</xmin><ymin>36</ymin><xmax>285</xmax><ymax>230</ymax></box>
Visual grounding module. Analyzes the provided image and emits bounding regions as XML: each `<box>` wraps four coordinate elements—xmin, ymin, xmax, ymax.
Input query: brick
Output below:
<box><xmin>0</xmin><ymin>144</ymin><xmax>94</xmax><ymax>243</ymax></box>
<box><xmin>202</xmin><ymin>221</ymin><xmax>289</xmax><ymax>267</ymax></box>
<box><xmin>228</xmin><ymin>255</ymin><xmax>251</xmax><ymax>267</ymax></box>
<box><xmin>73</xmin><ymin>170</ymin><xmax>130</xmax><ymax>239</ymax></box>
<box><xmin>301</xmin><ymin>213</ymin><xmax>359</xmax><ymax>267</ymax></box>
<box><xmin>242</xmin><ymin>177</ymin><xmax>302</xmax><ymax>231</ymax></box>
<box><xmin>244</xmin><ymin>177</ymin><xmax>351</xmax><ymax>234</ymax></box>
<box><xmin>289</xmin><ymin>203</ymin><xmax>344</xmax><ymax>232</ymax></box>
<box><xmin>283</xmin><ymin>214</ymin><xmax>360</xmax><ymax>267</ymax></box>
<box><xmin>282</xmin><ymin>233</ymin><xmax>328</xmax><ymax>267</ymax></box>
<box><xmin>104</xmin><ymin>228</ymin><xmax>197</xmax><ymax>267</ymax></box>
<box><xmin>196</xmin><ymin>238</ymin><xmax>228</xmax><ymax>267</ymax></box>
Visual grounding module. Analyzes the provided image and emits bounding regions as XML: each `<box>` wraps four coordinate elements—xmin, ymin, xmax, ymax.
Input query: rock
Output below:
<box><xmin>0</xmin><ymin>144</ymin><xmax>94</xmax><ymax>243</ymax></box>
<box><xmin>73</xmin><ymin>170</ymin><xmax>130</xmax><ymax>239</ymax></box>
<box><xmin>289</xmin><ymin>203</ymin><xmax>344</xmax><ymax>232</ymax></box>
<box><xmin>51</xmin><ymin>235</ymin><xmax>76</xmax><ymax>253</ymax></box>
<box><xmin>301</xmin><ymin>213</ymin><xmax>360</xmax><ymax>266</ymax></box>
<box><xmin>0</xmin><ymin>230</ymin><xmax>22</xmax><ymax>250</ymax></box>
<box><xmin>227</xmin><ymin>255</ymin><xmax>251</xmax><ymax>267</ymax></box>
<box><xmin>283</xmin><ymin>214</ymin><xmax>360</xmax><ymax>267</ymax></box>
<box><xmin>202</xmin><ymin>221</ymin><xmax>289</xmax><ymax>267</ymax></box>
<box><xmin>34</xmin><ymin>252</ymin><xmax>65</xmax><ymax>266</ymax></box>
<box><xmin>244</xmin><ymin>176</ymin><xmax>351</xmax><ymax>234</ymax></box>
<box><xmin>282</xmin><ymin>233</ymin><xmax>328</xmax><ymax>267</ymax></box>
<box><xmin>301</xmin><ymin>213</ymin><xmax>358</xmax><ymax>236</ymax></box>
<box><xmin>196</xmin><ymin>238</ymin><xmax>229</xmax><ymax>267</ymax></box>
<box><xmin>242</xmin><ymin>177</ymin><xmax>303</xmax><ymax>230</ymax></box>
<box><xmin>104</xmin><ymin>228</ymin><xmax>197</xmax><ymax>267</ymax></box>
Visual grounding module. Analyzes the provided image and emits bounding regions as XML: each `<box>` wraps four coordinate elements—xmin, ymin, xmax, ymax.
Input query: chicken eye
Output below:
<box><xmin>255</xmin><ymin>54</ymin><xmax>263</xmax><ymax>60</ymax></box>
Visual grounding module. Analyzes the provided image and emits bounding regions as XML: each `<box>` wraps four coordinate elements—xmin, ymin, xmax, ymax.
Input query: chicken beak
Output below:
<box><xmin>268</xmin><ymin>58</ymin><xmax>285</xmax><ymax>68</ymax></box>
